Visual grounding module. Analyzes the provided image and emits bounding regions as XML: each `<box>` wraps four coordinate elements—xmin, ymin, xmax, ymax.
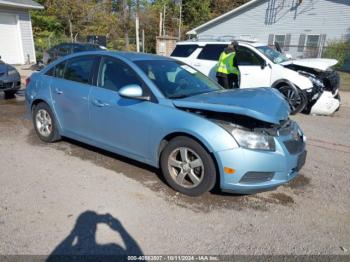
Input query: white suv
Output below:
<box><xmin>170</xmin><ymin>40</ymin><xmax>340</xmax><ymax>115</ymax></box>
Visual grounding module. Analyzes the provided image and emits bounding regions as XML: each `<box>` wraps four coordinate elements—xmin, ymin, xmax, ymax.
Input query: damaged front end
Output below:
<box><xmin>178</xmin><ymin>107</ymin><xmax>307</xmax><ymax>193</ymax></box>
<box><xmin>181</xmin><ymin>107</ymin><xmax>305</xmax><ymax>154</ymax></box>
<box><xmin>284</xmin><ymin>64</ymin><xmax>341</xmax><ymax>114</ymax></box>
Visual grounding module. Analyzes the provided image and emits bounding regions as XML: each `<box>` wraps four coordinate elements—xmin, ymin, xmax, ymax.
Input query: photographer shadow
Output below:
<box><xmin>47</xmin><ymin>210</ymin><xmax>143</xmax><ymax>260</ymax></box>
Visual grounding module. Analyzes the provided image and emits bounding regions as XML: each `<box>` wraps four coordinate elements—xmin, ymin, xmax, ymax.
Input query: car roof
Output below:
<box><xmin>53</xmin><ymin>42</ymin><xmax>101</xmax><ymax>47</ymax></box>
<box><xmin>48</xmin><ymin>50</ymin><xmax>174</xmax><ymax>63</ymax></box>
<box><xmin>98</xmin><ymin>51</ymin><xmax>173</xmax><ymax>62</ymax></box>
<box><xmin>176</xmin><ymin>40</ymin><xmax>266</xmax><ymax>48</ymax></box>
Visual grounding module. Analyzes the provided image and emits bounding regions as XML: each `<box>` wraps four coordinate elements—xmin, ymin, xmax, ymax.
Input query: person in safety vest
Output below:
<box><xmin>216</xmin><ymin>41</ymin><xmax>239</xmax><ymax>89</ymax></box>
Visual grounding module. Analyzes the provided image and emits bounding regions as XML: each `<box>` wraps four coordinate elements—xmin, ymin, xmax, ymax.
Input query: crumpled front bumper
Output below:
<box><xmin>214</xmin><ymin>130</ymin><xmax>306</xmax><ymax>194</ymax></box>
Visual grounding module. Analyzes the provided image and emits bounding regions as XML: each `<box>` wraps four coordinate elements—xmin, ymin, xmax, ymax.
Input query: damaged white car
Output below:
<box><xmin>171</xmin><ymin>40</ymin><xmax>341</xmax><ymax>115</ymax></box>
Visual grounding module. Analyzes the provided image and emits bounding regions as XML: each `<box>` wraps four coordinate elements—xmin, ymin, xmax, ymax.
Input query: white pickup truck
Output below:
<box><xmin>170</xmin><ymin>40</ymin><xmax>340</xmax><ymax>115</ymax></box>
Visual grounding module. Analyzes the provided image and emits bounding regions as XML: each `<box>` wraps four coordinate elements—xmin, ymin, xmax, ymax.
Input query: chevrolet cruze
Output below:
<box><xmin>25</xmin><ymin>51</ymin><xmax>306</xmax><ymax>196</ymax></box>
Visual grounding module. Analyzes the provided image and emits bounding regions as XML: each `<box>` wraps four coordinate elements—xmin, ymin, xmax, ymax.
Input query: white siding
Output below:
<box><xmin>196</xmin><ymin>0</ymin><xmax>350</xmax><ymax>48</ymax></box>
<box><xmin>0</xmin><ymin>6</ymin><xmax>36</xmax><ymax>64</ymax></box>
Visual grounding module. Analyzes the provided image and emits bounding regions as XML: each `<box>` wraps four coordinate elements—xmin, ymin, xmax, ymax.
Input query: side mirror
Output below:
<box><xmin>118</xmin><ymin>84</ymin><xmax>150</xmax><ymax>101</ymax></box>
<box><xmin>261</xmin><ymin>60</ymin><xmax>267</xmax><ymax>69</ymax></box>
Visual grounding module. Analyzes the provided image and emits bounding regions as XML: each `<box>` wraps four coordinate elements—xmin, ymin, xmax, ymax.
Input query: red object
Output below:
<box><xmin>25</xmin><ymin>77</ymin><xmax>30</xmax><ymax>87</ymax></box>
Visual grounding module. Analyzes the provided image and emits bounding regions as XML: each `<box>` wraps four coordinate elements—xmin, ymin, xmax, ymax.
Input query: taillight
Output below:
<box><xmin>25</xmin><ymin>77</ymin><xmax>30</xmax><ymax>87</ymax></box>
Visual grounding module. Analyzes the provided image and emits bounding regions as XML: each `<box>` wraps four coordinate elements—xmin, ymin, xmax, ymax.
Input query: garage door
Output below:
<box><xmin>0</xmin><ymin>13</ymin><xmax>23</xmax><ymax>64</ymax></box>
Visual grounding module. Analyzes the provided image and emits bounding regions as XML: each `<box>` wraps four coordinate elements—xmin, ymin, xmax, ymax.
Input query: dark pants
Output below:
<box><xmin>217</xmin><ymin>74</ymin><xmax>239</xmax><ymax>89</ymax></box>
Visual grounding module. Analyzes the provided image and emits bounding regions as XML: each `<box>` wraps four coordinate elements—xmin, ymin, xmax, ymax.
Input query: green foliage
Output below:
<box><xmin>183</xmin><ymin>0</ymin><xmax>211</xmax><ymax>29</ymax></box>
<box><xmin>31</xmin><ymin>0</ymin><xmax>249</xmax><ymax>59</ymax></box>
<box><xmin>323</xmin><ymin>40</ymin><xmax>350</xmax><ymax>70</ymax></box>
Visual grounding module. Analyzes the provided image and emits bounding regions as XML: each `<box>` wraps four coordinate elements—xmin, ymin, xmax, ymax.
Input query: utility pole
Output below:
<box><xmin>123</xmin><ymin>0</ymin><xmax>129</xmax><ymax>50</ymax></box>
<box><xmin>142</xmin><ymin>29</ymin><xmax>145</xmax><ymax>52</ymax></box>
<box><xmin>159</xmin><ymin>12</ymin><xmax>162</xmax><ymax>36</ymax></box>
<box><xmin>163</xmin><ymin>5</ymin><xmax>166</xmax><ymax>36</ymax></box>
<box><xmin>178</xmin><ymin>0</ymin><xmax>182</xmax><ymax>40</ymax></box>
<box><xmin>135</xmin><ymin>15</ymin><xmax>140</xmax><ymax>52</ymax></box>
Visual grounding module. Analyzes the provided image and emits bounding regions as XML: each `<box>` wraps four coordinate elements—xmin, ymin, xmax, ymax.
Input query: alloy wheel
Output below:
<box><xmin>279</xmin><ymin>86</ymin><xmax>303</xmax><ymax>113</ymax></box>
<box><xmin>35</xmin><ymin>109</ymin><xmax>53</xmax><ymax>137</ymax></box>
<box><xmin>167</xmin><ymin>147</ymin><xmax>204</xmax><ymax>189</ymax></box>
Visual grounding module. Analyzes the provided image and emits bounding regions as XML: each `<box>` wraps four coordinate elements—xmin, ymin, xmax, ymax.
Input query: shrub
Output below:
<box><xmin>323</xmin><ymin>40</ymin><xmax>350</xmax><ymax>70</ymax></box>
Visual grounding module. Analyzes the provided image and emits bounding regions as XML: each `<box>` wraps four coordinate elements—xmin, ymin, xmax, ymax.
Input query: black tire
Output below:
<box><xmin>32</xmin><ymin>102</ymin><xmax>61</xmax><ymax>143</ymax></box>
<box><xmin>160</xmin><ymin>136</ymin><xmax>217</xmax><ymax>196</ymax></box>
<box><xmin>4</xmin><ymin>90</ymin><xmax>17</xmax><ymax>99</ymax></box>
<box><xmin>277</xmin><ymin>85</ymin><xmax>307</xmax><ymax>115</ymax></box>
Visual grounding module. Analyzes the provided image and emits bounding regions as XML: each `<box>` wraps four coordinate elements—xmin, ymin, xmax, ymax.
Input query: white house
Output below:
<box><xmin>187</xmin><ymin>0</ymin><xmax>350</xmax><ymax>58</ymax></box>
<box><xmin>0</xmin><ymin>0</ymin><xmax>43</xmax><ymax>65</ymax></box>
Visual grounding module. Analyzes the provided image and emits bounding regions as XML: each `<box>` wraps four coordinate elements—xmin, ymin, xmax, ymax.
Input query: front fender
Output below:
<box><xmin>278</xmin><ymin>68</ymin><xmax>313</xmax><ymax>90</ymax></box>
<box><xmin>147</xmin><ymin>105</ymin><xmax>239</xmax><ymax>167</ymax></box>
<box><xmin>272</xmin><ymin>79</ymin><xmax>301</xmax><ymax>93</ymax></box>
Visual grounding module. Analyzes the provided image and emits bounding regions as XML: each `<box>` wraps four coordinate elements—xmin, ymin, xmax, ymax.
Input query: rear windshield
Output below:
<box><xmin>197</xmin><ymin>44</ymin><xmax>226</xmax><ymax>61</ymax></box>
<box><xmin>73</xmin><ymin>44</ymin><xmax>103</xmax><ymax>52</ymax></box>
<box><xmin>170</xmin><ymin>45</ymin><xmax>198</xmax><ymax>57</ymax></box>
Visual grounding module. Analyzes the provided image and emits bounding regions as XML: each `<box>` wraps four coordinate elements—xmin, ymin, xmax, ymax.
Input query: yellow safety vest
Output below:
<box><xmin>217</xmin><ymin>51</ymin><xmax>239</xmax><ymax>75</ymax></box>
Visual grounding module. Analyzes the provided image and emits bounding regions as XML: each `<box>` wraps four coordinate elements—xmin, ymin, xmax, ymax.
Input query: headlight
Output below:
<box><xmin>309</xmin><ymin>76</ymin><xmax>324</xmax><ymax>88</ymax></box>
<box><xmin>218</xmin><ymin>122</ymin><xmax>276</xmax><ymax>151</ymax></box>
<box><xmin>7</xmin><ymin>68</ymin><xmax>18</xmax><ymax>76</ymax></box>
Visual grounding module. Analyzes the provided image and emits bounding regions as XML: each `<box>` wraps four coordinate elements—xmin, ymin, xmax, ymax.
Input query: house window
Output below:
<box><xmin>304</xmin><ymin>35</ymin><xmax>321</xmax><ymax>58</ymax></box>
<box><xmin>306</xmin><ymin>35</ymin><xmax>320</xmax><ymax>48</ymax></box>
<box><xmin>274</xmin><ymin>35</ymin><xmax>286</xmax><ymax>48</ymax></box>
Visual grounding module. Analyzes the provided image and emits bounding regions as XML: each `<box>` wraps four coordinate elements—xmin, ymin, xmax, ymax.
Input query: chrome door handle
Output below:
<box><xmin>55</xmin><ymin>88</ymin><xmax>63</xmax><ymax>94</ymax></box>
<box><xmin>92</xmin><ymin>99</ymin><xmax>109</xmax><ymax>107</ymax></box>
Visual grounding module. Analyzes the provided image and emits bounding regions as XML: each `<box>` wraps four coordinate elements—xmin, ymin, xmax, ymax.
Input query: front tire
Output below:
<box><xmin>160</xmin><ymin>136</ymin><xmax>217</xmax><ymax>196</ymax></box>
<box><xmin>278</xmin><ymin>85</ymin><xmax>307</xmax><ymax>114</ymax></box>
<box><xmin>33</xmin><ymin>102</ymin><xmax>61</xmax><ymax>143</ymax></box>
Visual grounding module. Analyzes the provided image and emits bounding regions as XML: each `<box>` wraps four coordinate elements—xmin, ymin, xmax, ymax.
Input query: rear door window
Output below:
<box><xmin>72</xmin><ymin>45</ymin><xmax>85</xmax><ymax>53</ymax></box>
<box><xmin>64</xmin><ymin>56</ymin><xmax>95</xmax><ymax>84</ymax></box>
<box><xmin>197</xmin><ymin>44</ymin><xmax>226</xmax><ymax>61</ymax></box>
<box><xmin>171</xmin><ymin>45</ymin><xmax>198</xmax><ymax>57</ymax></box>
<box><xmin>58</xmin><ymin>45</ymin><xmax>72</xmax><ymax>56</ymax></box>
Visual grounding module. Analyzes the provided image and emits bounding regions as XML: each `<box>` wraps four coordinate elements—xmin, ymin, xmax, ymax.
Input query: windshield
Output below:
<box><xmin>256</xmin><ymin>46</ymin><xmax>289</xmax><ymax>64</ymax></box>
<box><xmin>135</xmin><ymin>60</ymin><xmax>223</xmax><ymax>99</ymax></box>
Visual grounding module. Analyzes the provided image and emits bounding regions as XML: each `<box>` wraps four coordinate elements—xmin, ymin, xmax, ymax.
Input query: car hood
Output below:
<box><xmin>173</xmin><ymin>88</ymin><xmax>290</xmax><ymax>124</ymax></box>
<box><xmin>281</xmin><ymin>58</ymin><xmax>338</xmax><ymax>71</ymax></box>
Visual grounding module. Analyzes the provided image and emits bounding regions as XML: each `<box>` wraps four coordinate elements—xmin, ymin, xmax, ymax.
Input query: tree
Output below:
<box><xmin>210</xmin><ymin>0</ymin><xmax>250</xmax><ymax>18</ymax></box>
<box><xmin>182</xmin><ymin>0</ymin><xmax>211</xmax><ymax>29</ymax></box>
<box><xmin>31</xmin><ymin>0</ymin><xmax>250</xmax><ymax>59</ymax></box>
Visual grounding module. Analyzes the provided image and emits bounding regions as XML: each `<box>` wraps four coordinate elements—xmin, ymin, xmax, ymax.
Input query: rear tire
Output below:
<box><xmin>277</xmin><ymin>85</ymin><xmax>307</xmax><ymax>115</ymax></box>
<box><xmin>160</xmin><ymin>136</ymin><xmax>217</xmax><ymax>196</ymax></box>
<box><xmin>33</xmin><ymin>102</ymin><xmax>61</xmax><ymax>143</ymax></box>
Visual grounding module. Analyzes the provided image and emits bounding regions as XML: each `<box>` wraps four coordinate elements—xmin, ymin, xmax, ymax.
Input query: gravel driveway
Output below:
<box><xmin>0</xmin><ymin>92</ymin><xmax>349</xmax><ymax>256</ymax></box>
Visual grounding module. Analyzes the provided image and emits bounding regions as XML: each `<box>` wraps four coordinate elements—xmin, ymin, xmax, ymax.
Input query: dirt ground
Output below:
<box><xmin>0</xmin><ymin>91</ymin><xmax>349</xmax><ymax>256</ymax></box>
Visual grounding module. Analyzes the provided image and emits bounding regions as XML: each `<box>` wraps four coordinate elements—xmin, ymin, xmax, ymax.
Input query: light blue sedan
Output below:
<box><xmin>25</xmin><ymin>51</ymin><xmax>306</xmax><ymax>196</ymax></box>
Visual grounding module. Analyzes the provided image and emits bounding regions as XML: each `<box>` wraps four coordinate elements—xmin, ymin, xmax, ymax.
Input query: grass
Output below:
<box><xmin>339</xmin><ymin>71</ymin><xmax>350</xmax><ymax>91</ymax></box>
